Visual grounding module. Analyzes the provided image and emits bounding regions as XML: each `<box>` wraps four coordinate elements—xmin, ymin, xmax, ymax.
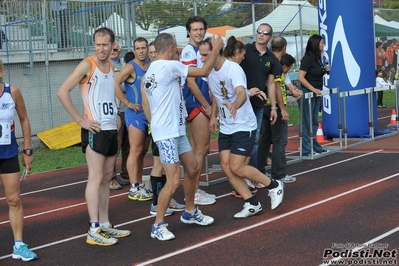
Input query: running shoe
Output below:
<box><xmin>109</xmin><ymin>179</ymin><xmax>122</xmax><ymax>190</ymax></box>
<box><xmin>251</xmin><ymin>181</ymin><xmax>267</xmax><ymax>189</ymax></box>
<box><xmin>12</xmin><ymin>243</ymin><xmax>38</xmax><ymax>261</ymax></box>
<box><xmin>280</xmin><ymin>175</ymin><xmax>296</xmax><ymax>184</ymax></box>
<box><xmin>231</xmin><ymin>189</ymin><xmax>243</xmax><ymax>199</ymax></box>
<box><xmin>180</xmin><ymin>207</ymin><xmax>214</xmax><ymax>226</ymax></box>
<box><xmin>234</xmin><ymin>202</ymin><xmax>262</xmax><ymax>218</ymax></box>
<box><xmin>144</xmin><ymin>184</ymin><xmax>154</xmax><ymax>196</ymax></box>
<box><xmin>101</xmin><ymin>223</ymin><xmax>131</xmax><ymax>238</ymax></box>
<box><xmin>150</xmin><ymin>203</ymin><xmax>175</xmax><ymax>216</ymax></box>
<box><xmin>268</xmin><ymin>180</ymin><xmax>284</xmax><ymax>210</ymax></box>
<box><xmin>128</xmin><ymin>186</ymin><xmax>153</xmax><ymax>201</ymax></box>
<box><xmin>117</xmin><ymin>175</ymin><xmax>130</xmax><ymax>185</ymax></box>
<box><xmin>151</xmin><ymin>222</ymin><xmax>175</xmax><ymax>241</ymax></box>
<box><xmin>86</xmin><ymin>228</ymin><xmax>118</xmax><ymax>246</ymax></box>
<box><xmin>231</xmin><ymin>186</ymin><xmax>257</xmax><ymax>198</ymax></box>
<box><xmin>169</xmin><ymin>198</ymin><xmax>185</xmax><ymax>211</ymax></box>
<box><xmin>197</xmin><ymin>189</ymin><xmax>216</xmax><ymax>199</ymax></box>
<box><xmin>194</xmin><ymin>192</ymin><xmax>216</xmax><ymax>205</ymax></box>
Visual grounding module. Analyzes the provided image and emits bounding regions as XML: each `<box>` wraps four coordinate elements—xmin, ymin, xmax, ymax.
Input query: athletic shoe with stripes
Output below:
<box><xmin>101</xmin><ymin>223</ymin><xmax>131</xmax><ymax>238</ymax></box>
<box><xmin>180</xmin><ymin>207</ymin><xmax>214</xmax><ymax>226</ymax></box>
<box><xmin>151</xmin><ymin>222</ymin><xmax>175</xmax><ymax>241</ymax></box>
<box><xmin>86</xmin><ymin>228</ymin><xmax>118</xmax><ymax>246</ymax></box>
<box><xmin>128</xmin><ymin>186</ymin><xmax>153</xmax><ymax>201</ymax></box>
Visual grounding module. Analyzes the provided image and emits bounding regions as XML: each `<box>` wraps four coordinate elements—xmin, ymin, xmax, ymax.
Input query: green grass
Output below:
<box><xmin>25</xmin><ymin>93</ymin><xmax>396</xmax><ymax>174</ymax></box>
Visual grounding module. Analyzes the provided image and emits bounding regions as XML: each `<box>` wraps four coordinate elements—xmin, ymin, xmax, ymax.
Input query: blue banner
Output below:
<box><xmin>319</xmin><ymin>0</ymin><xmax>376</xmax><ymax>137</ymax></box>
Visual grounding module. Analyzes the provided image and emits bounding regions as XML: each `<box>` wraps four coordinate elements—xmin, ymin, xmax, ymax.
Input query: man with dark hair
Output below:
<box><xmin>258</xmin><ymin>36</ymin><xmax>296</xmax><ymax>184</ymax></box>
<box><xmin>115</xmin><ymin>37</ymin><xmax>154</xmax><ymax>201</ymax></box>
<box><xmin>141</xmin><ymin>33</ymin><xmax>224</xmax><ymax>241</ymax></box>
<box><xmin>240</xmin><ymin>23</ymin><xmax>278</xmax><ymax>145</ymax></box>
<box><xmin>57</xmin><ymin>27</ymin><xmax>131</xmax><ymax>246</ymax></box>
<box><xmin>181</xmin><ymin>16</ymin><xmax>216</xmax><ymax>205</ymax></box>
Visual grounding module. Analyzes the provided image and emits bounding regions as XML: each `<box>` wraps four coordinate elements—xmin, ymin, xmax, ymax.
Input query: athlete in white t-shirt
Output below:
<box><xmin>141</xmin><ymin>33</ymin><xmax>224</xmax><ymax>241</ymax></box>
<box><xmin>200</xmin><ymin>36</ymin><xmax>285</xmax><ymax>219</ymax></box>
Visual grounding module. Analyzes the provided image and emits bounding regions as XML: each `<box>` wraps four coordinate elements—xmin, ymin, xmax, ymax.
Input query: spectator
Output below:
<box><xmin>376</xmin><ymin>67</ymin><xmax>388</xmax><ymax>108</ymax></box>
<box><xmin>297</xmin><ymin>34</ymin><xmax>330</xmax><ymax>157</ymax></box>
<box><xmin>50</xmin><ymin>1</ymin><xmax>69</xmax><ymax>49</ymax></box>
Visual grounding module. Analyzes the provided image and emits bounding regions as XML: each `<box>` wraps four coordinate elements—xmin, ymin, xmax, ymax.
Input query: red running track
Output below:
<box><xmin>0</xmin><ymin>108</ymin><xmax>398</xmax><ymax>265</ymax></box>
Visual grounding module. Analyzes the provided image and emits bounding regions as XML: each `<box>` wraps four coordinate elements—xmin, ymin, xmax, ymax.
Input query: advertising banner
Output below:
<box><xmin>319</xmin><ymin>0</ymin><xmax>376</xmax><ymax>137</ymax></box>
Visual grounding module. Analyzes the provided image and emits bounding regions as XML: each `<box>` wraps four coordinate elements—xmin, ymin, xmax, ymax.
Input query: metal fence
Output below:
<box><xmin>0</xmin><ymin>0</ymin><xmax>396</xmax><ymax>139</ymax></box>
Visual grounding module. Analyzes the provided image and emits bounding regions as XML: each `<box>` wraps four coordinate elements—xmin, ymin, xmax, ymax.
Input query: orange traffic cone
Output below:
<box><xmin>389</xmin><ymin>109</ymin><xmax>397</xmax><ymax>126</ymax></box>
<box><xmin>316</xmin><ymin>123</ymin><xmax>329</xmax><ymax>144</ymax></box>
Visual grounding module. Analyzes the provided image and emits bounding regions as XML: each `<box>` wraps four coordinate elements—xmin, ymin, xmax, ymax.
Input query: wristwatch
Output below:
<box><xmin>271</xmin><ymin>106</ymin><xmax>278</xmax><ymax>110</ymax></box>
<box><xmin>23</xmin><ymin>148</ymin><xmax>33</xmax><ymax>156</ymax></box>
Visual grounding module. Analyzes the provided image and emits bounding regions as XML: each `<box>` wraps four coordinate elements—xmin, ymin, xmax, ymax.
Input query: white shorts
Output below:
<box><xmin>156</xmin><ymin>136</ymin><xmax>192</xmax><ymax>164</ymax></box>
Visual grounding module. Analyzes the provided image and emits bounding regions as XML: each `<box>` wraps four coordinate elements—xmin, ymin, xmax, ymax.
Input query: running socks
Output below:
<box><xmin>150</xmin><ymin>175</ymin><xmax>166</xmax><ymax>206</ymax></box>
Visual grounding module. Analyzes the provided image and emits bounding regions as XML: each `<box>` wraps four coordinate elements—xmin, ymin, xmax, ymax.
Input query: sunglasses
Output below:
<box><xmin>257</xmin><ymin>29</ymin><xmax>271</xmax><ymax>36</ymax></box>
<box><xmin>112</xmin><ymin>49</ymin><xmax>120</xmax><ymax>52</ymax></box>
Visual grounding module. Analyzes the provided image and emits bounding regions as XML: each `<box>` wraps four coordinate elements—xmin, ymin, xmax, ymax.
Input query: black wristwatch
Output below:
<box><xmin>23</xmin><ymin>148</ymin><xmax>33</xmax><ymax>156</ymax></box>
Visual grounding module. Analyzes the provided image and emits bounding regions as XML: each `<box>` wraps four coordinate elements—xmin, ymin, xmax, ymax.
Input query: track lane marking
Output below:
<box><xmin>135</xmin><ymin>172</ymin><xmax>399</xmax><ymax>266</ymax></box>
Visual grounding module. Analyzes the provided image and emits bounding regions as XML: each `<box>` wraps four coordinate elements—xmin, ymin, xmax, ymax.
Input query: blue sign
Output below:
<box><xmin>319</xmin><ymin>0</ymin><xmax>376</xmax><ymax>137</ymax></box>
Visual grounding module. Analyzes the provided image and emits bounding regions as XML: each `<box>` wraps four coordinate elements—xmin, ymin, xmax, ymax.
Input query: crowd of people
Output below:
<box><xmin>375</xmin><ymin>37</ymin><xmax>399</xmax><ymax>108</ymax></box>
<box><xmin>1</xmin><ymin>15</ymin><xmax>336</xmax><ymax>261</ymax></box>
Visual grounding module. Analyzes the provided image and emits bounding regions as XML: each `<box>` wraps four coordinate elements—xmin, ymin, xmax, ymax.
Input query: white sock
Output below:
<box><xmin>15</xmin><ymin>240</ymin><xmax>23</xmax><ymax>249</ymax></box>
<box><xmin>100</xmin><ymin>222</ymin><xmax>110</xmax><ymax>229</ymax></box>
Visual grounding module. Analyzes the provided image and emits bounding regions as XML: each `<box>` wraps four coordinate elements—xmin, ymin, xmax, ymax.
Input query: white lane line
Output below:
<box><xmin>0</xmin><ymin>150</ymin><xmax>381</xmax><ymax>224</ymax></box>
<box><xmin>0</xmin><ymin>153</ymin><xmax>221</xmax><ymax>201</ymax></box>
<box><xmin>135</xmin><ymin>172</ymin><xmax>399</xmax><ymax>266</ymax></box>
<box><xmin>0</xmin><ymin>150</ymin><xmax>390</xmax><ymax>260</ymax></box>
<box><xmin>320</xmin><ymin>226</ymin><xmax>399</xmax><ymax>266</ymax></box>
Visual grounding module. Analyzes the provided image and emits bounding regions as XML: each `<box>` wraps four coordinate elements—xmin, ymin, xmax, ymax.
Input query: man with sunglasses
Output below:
<box><xmin>240</xmin><ymin>23</ymin><xmax>278</xmax><ymax>179</ymax></box>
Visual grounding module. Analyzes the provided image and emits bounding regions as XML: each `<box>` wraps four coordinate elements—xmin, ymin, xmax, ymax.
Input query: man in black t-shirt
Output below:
<box><xmin>240</xmin><ymin>23</ymin><xmax>278</xmax><ymax>144</ymax></box>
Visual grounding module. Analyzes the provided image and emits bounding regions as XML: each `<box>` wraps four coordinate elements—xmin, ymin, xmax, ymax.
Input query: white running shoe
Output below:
<box><xmin>268</xmin><ymin>180</ymin><xmax>284</xmax><ymax>210</ymax></box>
<box><xmin>280</xmin><ymin>175</ymin><xmax>296</xmax><ymax>184</ymax></box>
<box><xmin>234</xmin><ymin>202</ymin><xmax>262</xmax><ymax>218</ymax></box>
<box><xmin>180</xmin><ymin>207</ymin><xmax>214</xmax><ymax>226</ymax></box>
<box><xmin>151</xmin><ymin>222</ymin><xmax>175</xmax><ymax>241</ymax></box>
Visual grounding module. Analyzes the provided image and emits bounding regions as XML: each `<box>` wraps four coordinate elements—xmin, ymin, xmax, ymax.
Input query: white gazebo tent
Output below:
<box><xmin>226</xmin><ymin>0</ymin><xmax>317</xmax><ymax>61</ymax></box>
<box><xmin>99</xmin><ymin>12</ymin><xmax>156</xmax><ymax>39</ymax></box>
<box><xmin>226</xmin><ymin>0</ymin><xmax>317</xmax><ymax>39</ymax></box>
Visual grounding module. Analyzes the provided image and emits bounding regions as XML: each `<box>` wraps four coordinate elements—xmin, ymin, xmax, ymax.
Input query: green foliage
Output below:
<box><xmin>23</xmin><ymin>145</ymin><xmax>86</xmax><ymax>174</ymax></box>
<box><xmin>382</xmin><ymin>0</ymin><xmax>399</xmax><ymax>9</ymax></box>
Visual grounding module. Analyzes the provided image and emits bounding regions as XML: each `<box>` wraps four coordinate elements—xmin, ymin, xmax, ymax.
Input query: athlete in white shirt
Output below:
<box><xmin>200</xmin><ymin>36</ymin><xmax>285</xmax><ymax>219</ymax></box>
<box><xmin>141</xmin><ymin>33</ymin><xmax>224</xmax><ymax>241</ymax></box>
